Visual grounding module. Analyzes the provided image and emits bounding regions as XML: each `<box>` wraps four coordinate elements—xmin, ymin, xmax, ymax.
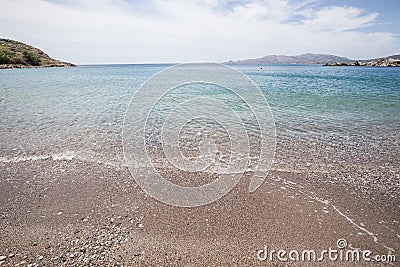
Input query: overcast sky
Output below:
<box><xmin>1</xmin><ymin>0</ymin><xmax>399</xmax><ymax>64</ymax></box>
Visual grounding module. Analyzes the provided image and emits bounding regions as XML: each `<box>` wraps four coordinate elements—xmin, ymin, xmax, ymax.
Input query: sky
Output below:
<box><xmin>0</xmin><ymin>0</ymin><xmax>399</xmax><ymax>64</ymax></box>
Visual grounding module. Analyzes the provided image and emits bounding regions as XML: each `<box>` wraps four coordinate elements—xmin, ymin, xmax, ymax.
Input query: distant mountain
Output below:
<box><xmin>0</xmin><ymin>38</ymin><xmax>75</xmax><ymax>69</ymax></box>
<box><xmin>225</xmin><ymin>53</ymin><xmax>354</xmax><ymax>64</ymax></box>
<box><xmin>358</xmin><ymin>54</ymin><xmax>400</xmax><ymax>63</ymax></box>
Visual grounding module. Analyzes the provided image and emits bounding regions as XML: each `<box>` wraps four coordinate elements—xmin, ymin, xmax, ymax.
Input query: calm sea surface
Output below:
<box><xmin>1</xmin><ymin>64</ymin><xmax>399</xmax><ymax>188</ymax></box>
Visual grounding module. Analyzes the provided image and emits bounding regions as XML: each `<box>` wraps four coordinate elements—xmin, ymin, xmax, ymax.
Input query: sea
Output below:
<box><xmin>0</xmin><ymin>64</ymin><xmax>399</xmax><ymax>191</ymax></box>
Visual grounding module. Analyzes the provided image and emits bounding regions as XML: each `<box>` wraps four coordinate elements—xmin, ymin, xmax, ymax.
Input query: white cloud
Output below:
<box><xmin>299</xmin><ymin>5</ymin><xmax>379</xmax><ymax>31</ymax></box>
<box><xmin>0</xmin><ymin>0</ymin><xmax>398</xmax><ymax>63</ymax></box>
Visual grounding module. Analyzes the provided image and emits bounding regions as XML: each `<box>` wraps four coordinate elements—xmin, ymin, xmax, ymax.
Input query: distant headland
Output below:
<box><xmin>226</xmin><ymin>53</ymin><xmax>400</xmax><ymax>67</ymax></box>
<box><xmin>0</xmin><ymin>39</ymin><xmax>75</xmax><ymax>69</ymax></box>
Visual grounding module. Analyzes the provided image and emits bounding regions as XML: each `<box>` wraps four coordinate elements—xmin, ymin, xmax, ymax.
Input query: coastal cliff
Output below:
<box><xmin>0</xmin><ymin>39</ymin><xmax>75</xmax><ymax>69</ymax></box>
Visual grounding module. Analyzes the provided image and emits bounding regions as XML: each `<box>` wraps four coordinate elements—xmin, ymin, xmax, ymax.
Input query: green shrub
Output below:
<box><xmin>22</xmin><ymin>49</ymin><xmax>41</xmax><ymax>66</ymax></box>
<box><xmin>0</xmin><ymin>48</ymin><xmax>12</xmax><ymax>64</ymax></box>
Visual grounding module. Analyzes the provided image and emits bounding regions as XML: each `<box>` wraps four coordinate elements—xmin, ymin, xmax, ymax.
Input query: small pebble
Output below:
<box><xmin>57</xmin><ymin>211</ymin><xmax>63</xmax><ymax>215</ymax></box>
<box><xmin>38</xmin><ymin>256</ymin><xmax>43</xmax><ymax>260</ymax></box>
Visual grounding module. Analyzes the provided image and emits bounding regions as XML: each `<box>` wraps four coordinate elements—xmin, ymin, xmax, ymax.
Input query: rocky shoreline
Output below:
<box><xmin>323</xmin><ymin>57</ymin><xmax>400</xmax><ymax>67</ymax></box>
<box><xmin>0</xmin><ymin>63</ymin><xmax>75</xmax><ymax>69</ymax></box>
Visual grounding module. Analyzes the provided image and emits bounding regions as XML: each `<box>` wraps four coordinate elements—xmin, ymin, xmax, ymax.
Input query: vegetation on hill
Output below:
<box><xmin>0</xmin><ymin>39</ymin><xmax>75</xmax><ymax>68</ymax></box>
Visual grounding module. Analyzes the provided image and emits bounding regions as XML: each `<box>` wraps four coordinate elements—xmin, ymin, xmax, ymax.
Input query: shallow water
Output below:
<box><xmin>0</xmin><ymin>64</ymin><xmax>399</xmax><ymax>189</ymax></box>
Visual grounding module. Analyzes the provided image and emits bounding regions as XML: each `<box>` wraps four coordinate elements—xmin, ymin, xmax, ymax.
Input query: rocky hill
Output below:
<box><xmin>359</xmin><ymin>54</ymin><xmax>400</xmax><ymax>63</ymax></box>
<box><xmin>226</xmin><ymin>53</ymin><xmax>354</xmax><ymax>64</ymax></box>
<box><xmin>323</xmin><ymin>55</ymin><xmax>400</xmax><ymax>67</ymax></box>
<box><xmin>362</xmin><ymin>56</ymin><xmax>400</xmax><ymax>67</ymax></box>
<box><xmin>0</xmin><ymin>39</ymin><xmax>75</xmax><ymax>69</ymax></box>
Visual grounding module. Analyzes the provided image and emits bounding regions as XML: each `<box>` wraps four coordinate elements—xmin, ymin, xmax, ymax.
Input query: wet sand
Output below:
<box><xmin>0</xmin><ymin>159</ymin><xmax>399</xmax><ymax>266</ymax></box>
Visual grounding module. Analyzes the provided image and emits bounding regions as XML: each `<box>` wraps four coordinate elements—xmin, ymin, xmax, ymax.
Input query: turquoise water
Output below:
<box><xmin>0</xmin><ymin>64</ymin><xmax>399</xmax><ymax>182</ymax></box>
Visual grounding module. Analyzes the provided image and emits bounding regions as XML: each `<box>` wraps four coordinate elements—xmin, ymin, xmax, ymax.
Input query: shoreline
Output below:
<box><xmin>0</xmin><ymin>63</ymin><xmax>75</xmax><ymax>69</ymax></box>
<box><xmin>1</xmin><ymin>158</ymin><xmax>398</xmax><ymax>266</ymax></box>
